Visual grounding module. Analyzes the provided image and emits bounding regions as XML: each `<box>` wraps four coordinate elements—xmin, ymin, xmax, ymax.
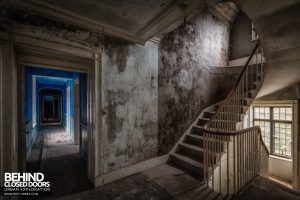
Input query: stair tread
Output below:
<box><xmin>171</xmin><ymin>153</ymin><xmax>203</xmax><ymax>168</ymax></box>
<box><xmin>192</xmin><ymin>125</ymin><xmax>203</xmax><ymax>129</ymax></box>
<box><xmin>180</xmin><ymin>142</ymin><xmax>203</xmax><ymax>152</ymax></box>
<box><xmin>199</xmin><ymin>117</ymin><xmax>210</xmax><ymax>120</ymax></box>
<box><xmin>186</xmin><ymin>133</ymin><xmax>203</xmax><ymax>140</ymax></box>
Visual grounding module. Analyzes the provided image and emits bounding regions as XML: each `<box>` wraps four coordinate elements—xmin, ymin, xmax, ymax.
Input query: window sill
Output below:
<box><xmin>269</xmin><ymin>155</ymin><xmax>292</xmax><ymax>162</ymax></box>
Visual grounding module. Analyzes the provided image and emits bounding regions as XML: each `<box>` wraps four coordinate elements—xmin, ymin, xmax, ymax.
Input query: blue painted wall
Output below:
<box><xmin>25</xmin><ymin>68</ymin><xmax>33</xmax><ymax>123</ymax></box>
<box><xmin>25</xmin><ymin>66</ymin><xmax>87</xmax><ymax>159</ymax></box>
<box><xmin>25</xmin><ymin>68</ymin><xmax>37</xmax><ymax>158</ymax></box>
<box><xmin>64</xmin><ymin>79</ymin><xmax>75</xmax><ymax>142</ymax></box>
<box><xmin>36</xmin><ymin>82</ymin><xmax>65</xmax><ymax>127</ymax></box>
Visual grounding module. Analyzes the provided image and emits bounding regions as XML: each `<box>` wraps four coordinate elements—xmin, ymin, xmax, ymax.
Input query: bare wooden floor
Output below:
<box><xmin>26</xmin><ymin>126</ymin><xmax>93</xmax><ymax>198</ymax></box>
<box><xmin>26</xmin><ymin>127</ymin><xmax>300</xmax><ymax>200</ymax></box>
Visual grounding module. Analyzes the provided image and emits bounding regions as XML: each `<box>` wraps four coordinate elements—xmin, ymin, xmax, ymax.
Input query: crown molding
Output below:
<box><xmin>7</xmin><ymin>0</ymin><xmax>204</xmax><ymax>44</ymax></box>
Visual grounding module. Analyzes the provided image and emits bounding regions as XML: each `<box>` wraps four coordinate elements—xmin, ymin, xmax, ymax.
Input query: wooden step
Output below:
<box><xmin>203</xmin><ymin>111</ymin><xmax>215</xmax><ymax>118</ymax></box>
<box><xmin>178</xmin><ymin>142</ymin><xmax>204</xmax><ymax>162</ymax></box>
<box><xmin>198</xmin><ymin>119</ymin><xmax>235</xmax><ymax>127</ymax></box>
<box><xmin>190</xmin><ymin>126</ymin><xmax>203</xmax><ymax>136</ymax></box>
<box><xmin>206</xmin><ymin>111</ymin><xmax>240</xmax><ymax>119</ymax></box>
<box><xmin>197</xmin><ymin>118</ymin><xmax>210</xmax><ymax>126</ymax></box>
<box><xmin>185</xmin><ymin>133</ymin><xmax>203</xmax><ymax>146</ymax></box>
<box><xmin>185</xmin><ymin>133</ymin><xmax>225</xmax><ymax>152</ymax></box>
<box><xmin>169</xmin><ymin>153</ymin><xmax>204</xmax><ymax>179</ymax></box>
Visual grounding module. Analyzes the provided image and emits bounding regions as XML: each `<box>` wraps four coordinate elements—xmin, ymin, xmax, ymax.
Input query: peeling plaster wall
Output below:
<box><xmin>102</xmin><ymin>37</ymin><xmax>158</xmax><ymax>172</ymax></box>
<box><xmin>158</xmin><ymin>10</ymin><xmax>236</xmax><ymax>155</ymax></box>
<box><xmin>230</xmin><ymin>12</ymin><xmax>257</xmax><ymax>60</ymax></box>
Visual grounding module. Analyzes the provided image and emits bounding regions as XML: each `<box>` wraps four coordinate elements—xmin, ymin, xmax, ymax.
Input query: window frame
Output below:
<box><xmin>253</xmin><ymin>105</ymin><xmax>293</xmax><ymax>159</ymax></box>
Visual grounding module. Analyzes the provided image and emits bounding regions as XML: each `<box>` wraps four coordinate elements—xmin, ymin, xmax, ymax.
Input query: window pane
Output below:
<box><xmin>254</xmin><ymin>120</ymin><xmax>271</xmax><ymax>151</ymax></box>
<box><xmin>274</xmin><ymin>122</ymin><xmax>292</xmax><ymax>157</ymax></box>
<box><xmin>274</xmin><ymin>107</ymin><xmax>292</xmax><ymax>121</ymax></box>
<box><xmin>254</xmin><ymin>107</ymin><xmax>270</xmax><ymax>120</ymax></box>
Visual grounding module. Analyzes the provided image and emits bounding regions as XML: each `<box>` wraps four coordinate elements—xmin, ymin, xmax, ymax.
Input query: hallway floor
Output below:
<box><xmin>26</xmin><ymin>126</ymin><xmax>93</xmax><ymax>198</ymax></box>
<box><xmin>26</xmin><ymin>127</ymin><xmax>300</xmax><ymax>200</ymax></box>
<box><xmin>46</xmin><ymin>164</ymin><xmax>300</xmax><ymax>200</ymax></box>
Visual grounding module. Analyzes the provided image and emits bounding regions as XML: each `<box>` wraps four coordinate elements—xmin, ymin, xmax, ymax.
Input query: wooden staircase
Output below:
<box><xmin>168</xmin><ymin>73</ymin><xmax>264</xmax><ymax>180</ymax></box>
<box><xmin>168</xmin><ymin>42</ymin><xmax>270</xmax><ymax>196</ymax></box>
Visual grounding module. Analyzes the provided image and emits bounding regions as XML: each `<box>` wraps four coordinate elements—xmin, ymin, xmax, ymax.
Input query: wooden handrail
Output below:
<box><xmin>203</xmin><ymin>126</ymin><xmax>270</xmax><ymax>155</ymax></box>
<box><xmin>204</xmin><ymin>42</ymin><xmax>260</xmax><ymax>129</ymax></box>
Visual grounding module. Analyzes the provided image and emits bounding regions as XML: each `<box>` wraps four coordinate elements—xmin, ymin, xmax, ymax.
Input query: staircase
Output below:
<box><xmin>168</xmin><ymin>42</ymin><xmax>270</xmax><ymax>195</ymax></box>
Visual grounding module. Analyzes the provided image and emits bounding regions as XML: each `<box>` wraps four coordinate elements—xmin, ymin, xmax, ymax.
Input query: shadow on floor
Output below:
<box><xmin>26</xmin><ymin>126</ymin><xmax>93</xmax><ymax>199</ymax></box>
<box><xmin>232</xmin><ymin>176</ymin><xmax>300</xmax><ymax>200</ymax></box>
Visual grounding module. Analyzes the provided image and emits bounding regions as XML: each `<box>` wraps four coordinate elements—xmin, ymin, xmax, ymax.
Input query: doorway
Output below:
<box><xmin>40</xmin><ymin>90</ymin><xmax>62</xmax><ymax>125</ymax></box>
<box><xmin>23</xmin><ymin>65</ymin><xmax>92</xmax><ymax>197</ymax></box>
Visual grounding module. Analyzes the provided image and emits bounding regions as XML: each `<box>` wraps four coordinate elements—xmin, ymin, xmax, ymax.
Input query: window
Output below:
<box><xmin>251</xmin><ymin>22</ymin><xmax>259</xmax><ymax>41</ymax></box>
<box><xmin>253</xmin><ymin>106</ymin><xmax>292</xmax><ymax>158</ymax></box>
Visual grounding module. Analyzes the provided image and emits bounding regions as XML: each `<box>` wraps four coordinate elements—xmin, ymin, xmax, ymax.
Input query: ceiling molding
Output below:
<box><xmin>6</xmin><ymin>0</ymin><xmax>205</xmax><ymax>44</ymax></box>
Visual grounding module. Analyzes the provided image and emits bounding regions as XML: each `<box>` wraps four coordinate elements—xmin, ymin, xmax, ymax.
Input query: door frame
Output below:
<box><xmin>13</xmin><ymin>34</ymin><xmax>103</xmax><ymax>185</ymax></box>
<box><xmin>74</xmin><ymin>78</ymin><xmax>80</xmax><ymax>145</ymax></box>
<box><xmin>67</xmin><ymin>86</ymin><xmax>71</xmax><ymax>135</ymax></box>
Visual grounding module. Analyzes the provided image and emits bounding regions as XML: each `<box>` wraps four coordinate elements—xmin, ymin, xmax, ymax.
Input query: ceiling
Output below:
<box><xmin>232</xmin><ymin>0</ymin><xmax>300</xmax><ymax>97</ymax></box>
<box><xmin>36</xmin><ymin>76</ymin><xmax>71</xmax><ymax>86</ymax></box>
<box><xmin>6</xmin><ymin>0</ymin><xmax>300</xmax><ymax>97</ymax></box>
<box><xmin>7</xmin><ymin>0</ymin><xmax>207</xmax><ymax>43</ymax></box>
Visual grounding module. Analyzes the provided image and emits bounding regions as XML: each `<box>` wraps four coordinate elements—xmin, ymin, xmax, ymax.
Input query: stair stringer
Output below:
<box><xmin>168</xmin><ymin>102</ymin><xmax>221</xmax><ymax>156</ymax></box>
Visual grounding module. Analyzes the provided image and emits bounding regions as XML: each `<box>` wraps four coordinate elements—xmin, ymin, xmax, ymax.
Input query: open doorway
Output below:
<box><xmin>24</xmin><ymin>66</ymin><xmax>92</xmax><ymax>197</ymax></box>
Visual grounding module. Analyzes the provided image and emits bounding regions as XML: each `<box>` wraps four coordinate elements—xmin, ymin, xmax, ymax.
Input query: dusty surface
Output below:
<box><xmin>143</xmin><ymin>164</ymin><xmax>200</xmax><ymax>195</ymax></box>
<box><xmin>26</xmin><ymin>126</ymin><xmax>93</xmax><ymax>199</ymax></box>
<box><xmin>231</xmin><ymin>176</ymin><xmax>300</xmax><ymax>200</ymax></box>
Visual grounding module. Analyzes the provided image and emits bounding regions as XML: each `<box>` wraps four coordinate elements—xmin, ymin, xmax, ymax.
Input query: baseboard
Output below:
<box><xmin>94</xmin><ymin>155</ymin><xmax>169</xmax><ymax>187</ymax></box>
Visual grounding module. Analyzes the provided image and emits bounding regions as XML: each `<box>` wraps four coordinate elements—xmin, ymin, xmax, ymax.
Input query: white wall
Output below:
<box><xmin>269</xmin><ymin>155</ymin><xmax>293</xmax><ymax>182</ymax></box>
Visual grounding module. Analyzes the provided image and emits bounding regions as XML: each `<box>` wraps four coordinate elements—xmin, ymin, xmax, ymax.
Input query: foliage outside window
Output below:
<box><xmin>253</xmin><ymin>106</ymin><xmax>292</xmax><ymax>158</ymax></box>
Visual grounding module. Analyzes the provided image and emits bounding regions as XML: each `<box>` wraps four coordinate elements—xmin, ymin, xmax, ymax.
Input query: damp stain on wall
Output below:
<box><xmin>158</xmin><ymin>10</ymin><xmax>236</xmax><ymax>155</ymax></box>
<box><xmin>102</xmin><ymin>37</ymin><xmax>159</xmax><ymax>172</ymax></box>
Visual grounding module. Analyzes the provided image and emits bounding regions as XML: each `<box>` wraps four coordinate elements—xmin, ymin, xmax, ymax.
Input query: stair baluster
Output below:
<box><xmin>202</xmin><ymin>42</ymin><xmax>270</xmax><ymax>195</ymax></box>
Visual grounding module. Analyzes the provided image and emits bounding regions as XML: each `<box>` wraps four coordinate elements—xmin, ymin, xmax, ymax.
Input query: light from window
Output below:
<box><xmin>253</xmin><ymin>106</ymin><xmax>292</xmax><ymax>158</ymax></box>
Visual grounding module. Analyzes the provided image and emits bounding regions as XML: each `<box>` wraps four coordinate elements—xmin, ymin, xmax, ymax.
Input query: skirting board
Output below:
<box><xmin>94</xmin><ymin>155</ymin><xmax>169</xmax><ymax>187</ymax></box>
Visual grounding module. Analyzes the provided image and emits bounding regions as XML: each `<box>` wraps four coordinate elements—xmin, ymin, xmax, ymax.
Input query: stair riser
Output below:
<box><xmin>203</xmin><ymin>141</ymin><xmax>224</xmax><ymax>153</ymax></box>
<box><xmin>198</xmin><ymin>119</ymin><xmax>209</xmax><ymax>126</ymax></box>
<box><xmin>198</xmin><ymin>120</ymin><xmax>235</xmax><ymax>127</ymax></box>
<box><xmin>190</xmin><ymin>127</ymin><xmax>203</xmax><ymax>136</ymax></box>
<box><xmin>203</xmin><ymin>112</ymin><xmax>214</xmax><ymax>118</ymax></box>
<box><xmin>185</xmin><ymin>135</ymin><xmax>202</xmax><ymax>146</ymax></box>
<box><xmin>170</xmin><ymin>155</ymin><xmax>204</xmax><ymax>177</ymax></box>
<box><xmin>204</xmin><ymin>111</ymin><xmax>243</xmax><ymax>119</ymax></box>
<box><xmin>178</xmin><ymin>144</ymin><xmax>203</xmax><ymax>162</ymax></box>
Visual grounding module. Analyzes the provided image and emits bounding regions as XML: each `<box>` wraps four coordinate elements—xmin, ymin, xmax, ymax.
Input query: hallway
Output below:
<box><xmin>27</xmin><ymin>126</ymin><xmax>93</xmax><ymax>197</ymax></box>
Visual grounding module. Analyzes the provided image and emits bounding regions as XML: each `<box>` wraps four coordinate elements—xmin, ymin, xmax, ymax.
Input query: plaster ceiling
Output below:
<box><xmin>5</xmin><ymin>0</ymin><xmax>300</xmax><ymax>98</ymax></box>
<box><xmin>7</xmin><ymin>0</ymin><xmax>207</xmax><ymax>43</ymax></box>
<box><xmin>208</xmin><ymin>2</ymin><xmax>240</xmax><ymax>26</ymax></box>
<box><xmin>36</xmin><ymin>76</ymin><xmax>71</xmax><ymax>85</ymax></box>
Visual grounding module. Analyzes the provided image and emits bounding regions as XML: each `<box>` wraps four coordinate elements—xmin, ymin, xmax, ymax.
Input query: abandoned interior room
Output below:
<box><xmin>0</xmin><ymin>0</ymin><xmax>300</xmax><ymax>199</ymax></box>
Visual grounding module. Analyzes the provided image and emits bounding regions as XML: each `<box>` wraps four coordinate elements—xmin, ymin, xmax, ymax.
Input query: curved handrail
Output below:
<box><xmin>204</xmin><ymin>42</ymin><xmax>260</xmax><ymax>129</ymax></box>
<box><xmin>203</xmin><ymin>126</ymin><xmax>270</xmax><ymax>155</ymax></box>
